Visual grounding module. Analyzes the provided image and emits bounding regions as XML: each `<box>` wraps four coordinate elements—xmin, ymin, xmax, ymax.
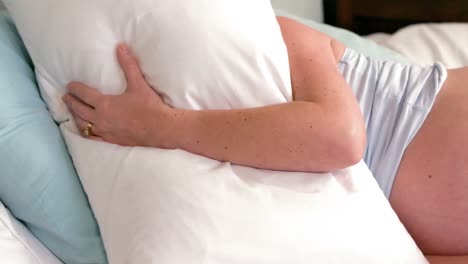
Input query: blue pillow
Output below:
<box><xmin>0</xmin><ymin>11</ymin><xmax>107</xmax><ymax>264</ymax></box>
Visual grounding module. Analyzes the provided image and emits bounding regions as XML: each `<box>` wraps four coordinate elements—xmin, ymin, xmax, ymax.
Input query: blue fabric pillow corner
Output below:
<box><xmin>0</xmin><ymin>10</ymin><xmax>107</xmax><ymax>264</ymax></box>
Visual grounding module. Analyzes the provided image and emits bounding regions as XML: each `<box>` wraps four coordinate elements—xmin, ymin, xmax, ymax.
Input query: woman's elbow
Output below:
<box><xmin>324</xmin><ymin>113</ymin><xmax>366</xmax><ymax>170</ymax></box>
<box><xmin>300</xmin><ymin>103</ymin><xmax>367</xmax><ymax>172</ymax></box>
<box><xmin>303</xmin><ymin>120</ymin><xmax>366</xmax><ymax>172</ymax></box>
<box><xmin>339</xmin><ymin>119</ymin><xmax>367</xmax><ymax>167</ymax></box>
<box><xmin>345</xmin><ymin>124</ymin><xmax>367</xmax><ymax>166</ymax></box>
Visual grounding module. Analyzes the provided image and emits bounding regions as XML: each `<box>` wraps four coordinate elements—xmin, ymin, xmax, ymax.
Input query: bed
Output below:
<box><xmin>0</xmin><ymin>1</ymin><xmax>467</xmax><ymax>263</ymax></box>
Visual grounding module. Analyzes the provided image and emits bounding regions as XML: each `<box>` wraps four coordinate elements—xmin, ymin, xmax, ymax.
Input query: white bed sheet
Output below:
<box><xmin>367</xmin><ymin>23</ymin><xmax>468</xmax><ymax>68</ymax></box>
<box><xmin>0</xmin><ymin>202</ymin><xmax>62</xmax><ymax>264</ymax></box>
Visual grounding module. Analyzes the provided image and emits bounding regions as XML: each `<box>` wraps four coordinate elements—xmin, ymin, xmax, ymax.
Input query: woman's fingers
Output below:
<box><xmin>62</xmin><ymin>94</ymin><xmax>96</xmax><ymax>123</ymax></box>
<box><xmin>74</xmin><ymin>115</ymin><xmax>94</xmax><ymax>134</ymax></box>
<box><xmin>67</xmin><ymin>81</ymin><xmax>102</xmax><ymax>107</ymax></box>
<box><xmin>74</xmin><ymin>115</ymin><xmax>103</xmax><ymax>141</ymax></box>
<box><xmin>117</xmin><ymin>44</ymin><xmax>145</xmax><ymax>89</ymax></box>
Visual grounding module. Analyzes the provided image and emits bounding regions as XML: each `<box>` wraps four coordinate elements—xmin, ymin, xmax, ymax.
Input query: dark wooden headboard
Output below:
<box><xmin>324</xmin><ymin>0</ymin><xmax>468</xmax><ymax>35</ymax></box>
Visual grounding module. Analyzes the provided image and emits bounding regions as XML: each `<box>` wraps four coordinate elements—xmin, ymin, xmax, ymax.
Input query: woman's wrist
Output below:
<box><xmin>145</xmin><ymin>106</ymin><xmax>194</xmax><ymax>150</ymax></box>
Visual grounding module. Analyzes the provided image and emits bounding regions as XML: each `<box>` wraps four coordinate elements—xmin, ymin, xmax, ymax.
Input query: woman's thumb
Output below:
<box><xmin>117</xmin><ymin>44</ymin><xmax>145</xmax><ymax>89</ymax></box>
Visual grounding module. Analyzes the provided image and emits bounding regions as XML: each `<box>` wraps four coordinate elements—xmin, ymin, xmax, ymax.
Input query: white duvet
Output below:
<box><xmin>5</xmin><ymin>0</ymin><xmax>427</xmax><ymax>263</ymax></box>
<box><xmin>0</xmin><ymin>202</ymin><xmax>62</xmax><ymax>264</ymax></box>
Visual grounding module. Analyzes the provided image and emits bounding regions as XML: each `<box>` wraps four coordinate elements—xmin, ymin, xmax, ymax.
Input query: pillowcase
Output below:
<box><xmin>0</xmin><ymin>201</ymin><xmax>63</xmax><ymax>264</ymax></box>
<box><xmin>0</xmin><ymin>10</ymin><xmax>107</xmax><ymax>264</ymax></box>
<box><xmin>5</xmin><ymin>1</ymin><xmax>428</xmax><ymax>264</ymax></box>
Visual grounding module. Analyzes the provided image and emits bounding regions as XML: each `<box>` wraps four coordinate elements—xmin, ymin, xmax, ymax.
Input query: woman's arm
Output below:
<box><xmin>166</xmin><ymin>102</ymin><xmax>363</xmax><ymax>172</ymax></box>
<box><xmin>161</xmin><ymin>17</ymin><xmax>365</xmax><ymax>172</ymax></box>
<box><xmin>64</xmin><ymin>18</ymin><xmax>365</xmax><ymax>173</ymax></box>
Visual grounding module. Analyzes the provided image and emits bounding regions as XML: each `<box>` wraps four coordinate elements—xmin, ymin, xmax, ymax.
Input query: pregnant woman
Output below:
<box><xmin>62</xmin><ymin>17</ymin><xmax>467</xmax><ymax>262</ymax></box>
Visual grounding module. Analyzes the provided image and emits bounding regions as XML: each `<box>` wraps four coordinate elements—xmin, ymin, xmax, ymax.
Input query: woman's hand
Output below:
<box><xmin>62</xmin><ymin>44</ymin><xmax>176</xmax><ymax>148</ymax></box>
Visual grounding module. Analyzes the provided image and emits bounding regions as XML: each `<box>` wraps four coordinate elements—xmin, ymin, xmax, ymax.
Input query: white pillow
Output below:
<box><xmin>62</xmin><ymin>129</ymin><xmax>430</xmax><ymax>264</ymax></box>
<box><xmin>375</xmin><ymin>23</ymin><xmax>468</xmax><ymax>68</ymax></box>
<box><xmin>5</xmin><ymin>1</ymin><xmax>428</xmax><ymax>263</ymax></box>
<box><xmin>5</xmin><ymin>0</ymin><xmax>291</xmax><ymax>122</ymax></box>
<box><xmin>0</xmin><ymin>202</ymin><xmax>63</xmax><ymax>264</ymax></box>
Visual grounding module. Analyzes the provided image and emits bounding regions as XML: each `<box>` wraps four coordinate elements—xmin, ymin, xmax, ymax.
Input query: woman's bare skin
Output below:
<box><xmin>426</xmin><ymin>255</ymin><xmax>468</xmax><ymax>264</ymax></box>
<box><xmin>390</xmin><ymin>66</ymin><xmax>468</xmax><ymax>256</ymax></box>
<box><xmin>62</xmin><ymin>16</ymin><xmax>466</xmax><ymax>262</ymax></box>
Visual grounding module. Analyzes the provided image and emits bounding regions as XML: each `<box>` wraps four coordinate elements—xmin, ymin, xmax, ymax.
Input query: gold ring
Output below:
<box><xmin>84</xmin><ymin>122</ymin><xmax>93</xmax><ymax>137</ymax></box>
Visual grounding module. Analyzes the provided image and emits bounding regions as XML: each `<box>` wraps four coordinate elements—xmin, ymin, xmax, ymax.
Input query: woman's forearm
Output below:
<box><xmin>154</xmin><ymin>101</ymin><xmax>365</xmax><ymax>172</ymax></box>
